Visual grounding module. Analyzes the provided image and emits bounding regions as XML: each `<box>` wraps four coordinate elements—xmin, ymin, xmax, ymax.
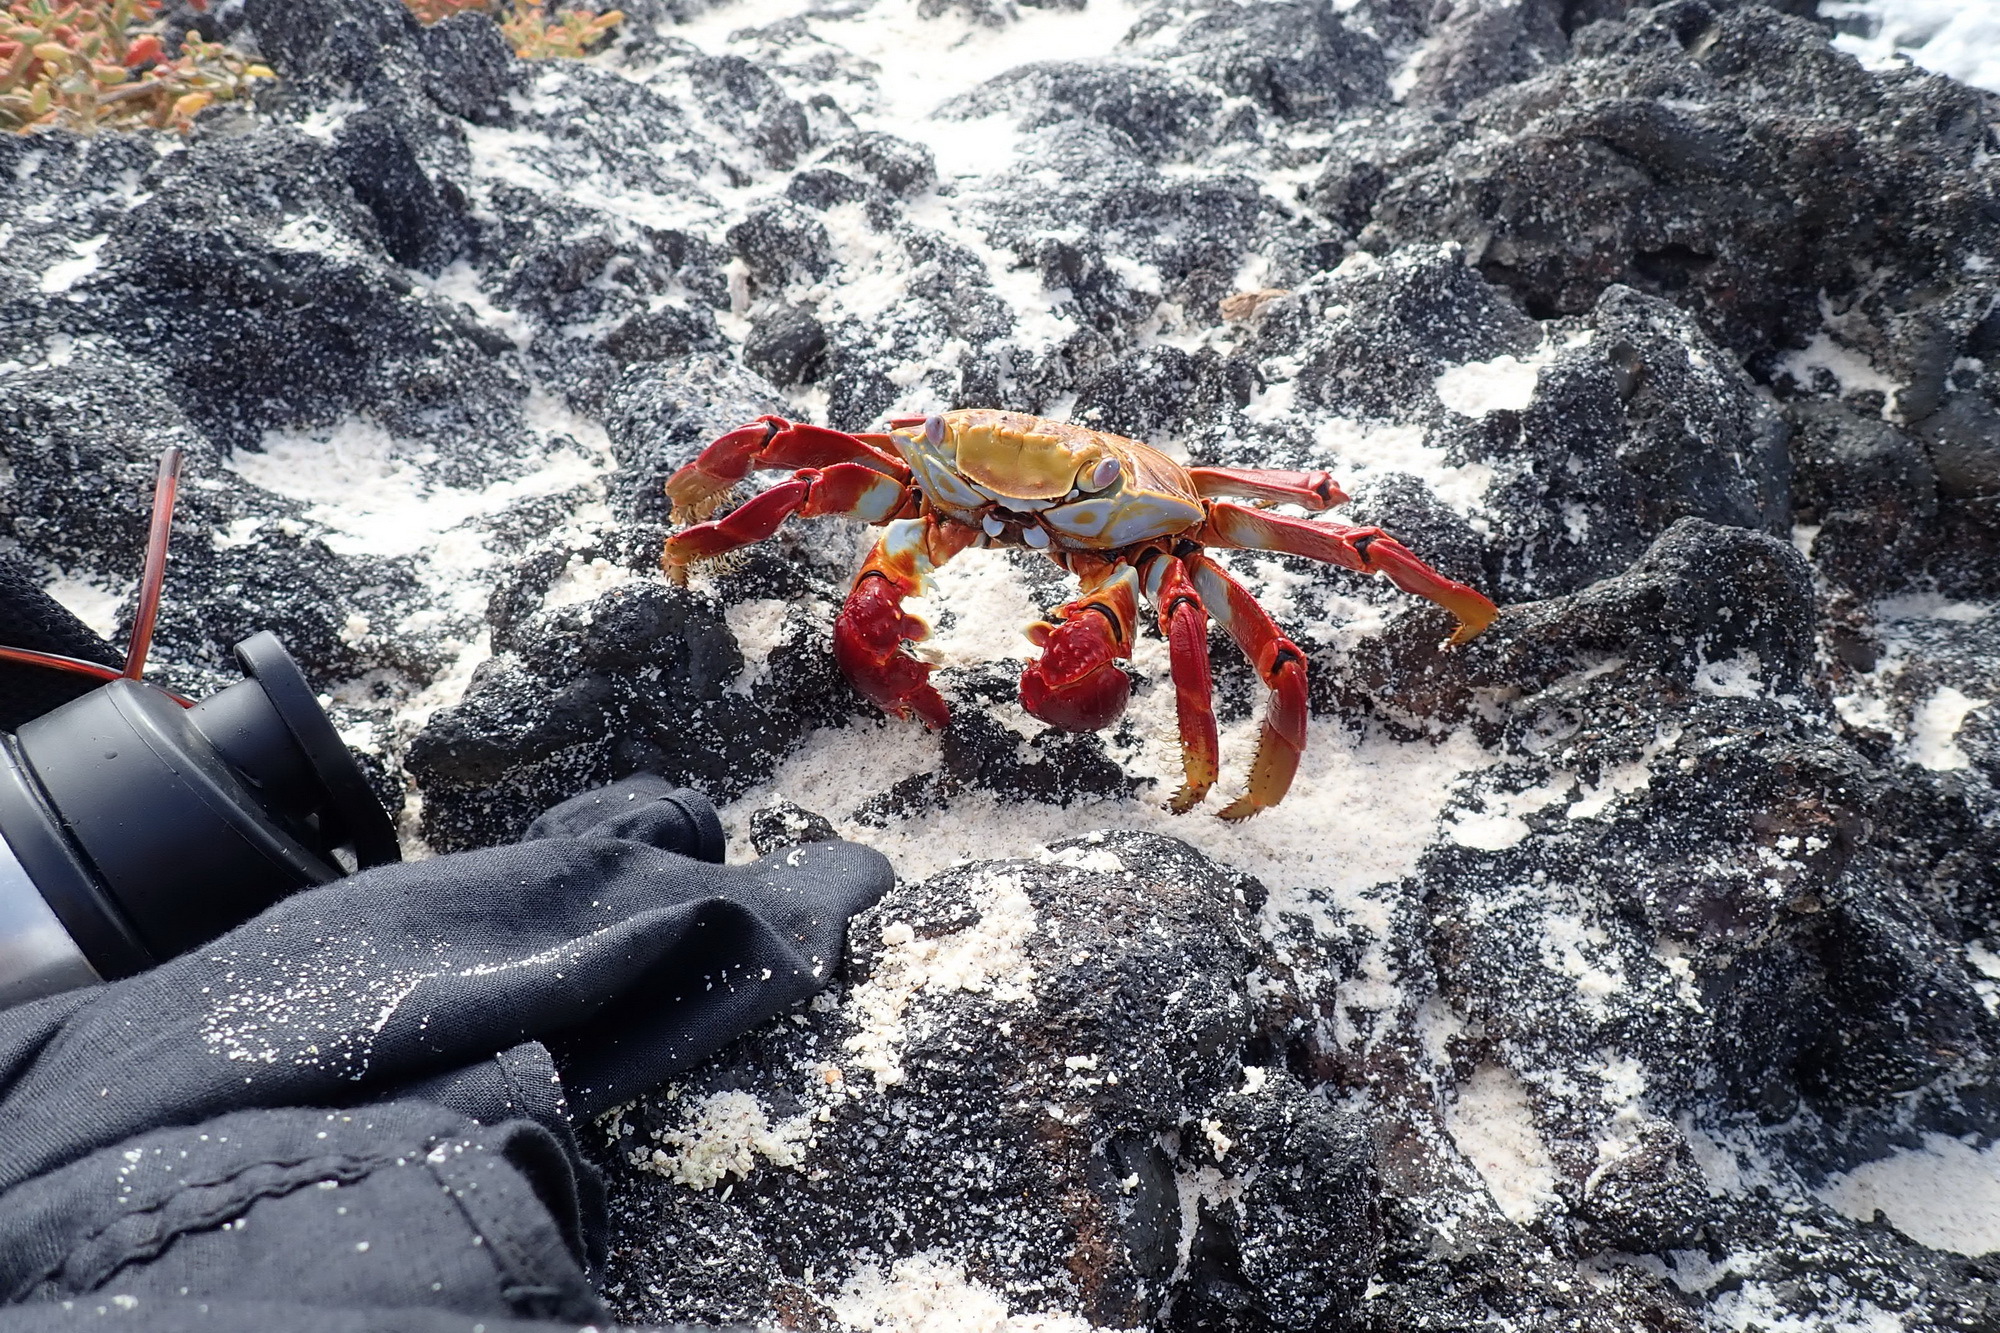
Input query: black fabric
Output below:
<box><xmin>0</xmin><ymin>1099</ymin><xmax>604</xmax><ymax>1320</ymax></box>
<box><xmin>0</xmin><ymin>556</ymin><xmax>123</xmax><ymax>732</ymax></box>
<box><xmin>0</xmin><ymin>775</ymin><xmax>893</xmax><ymax>1331</ymax></box>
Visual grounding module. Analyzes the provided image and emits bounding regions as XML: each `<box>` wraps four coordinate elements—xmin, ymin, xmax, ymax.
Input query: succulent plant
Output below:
<box><xmin>1</xmin><ymin>0</ymin><xmax>272</xmax><ymax>134</ymax></box>
<box><xmin>403</xmin><ymin>0</ymin><xmax>623</xmax><ymax>59</ymax></box>
<box><xmin>2</xmin><ymin>0</ymin><xmax>621</xmax><ymax>137</ymax></box>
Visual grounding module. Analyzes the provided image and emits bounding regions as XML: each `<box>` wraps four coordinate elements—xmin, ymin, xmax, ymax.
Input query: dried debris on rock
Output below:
<box><xmin>1</xmin><ymin>0</ymin><xmax>1998</xmax><ymax>1327</ymax></box>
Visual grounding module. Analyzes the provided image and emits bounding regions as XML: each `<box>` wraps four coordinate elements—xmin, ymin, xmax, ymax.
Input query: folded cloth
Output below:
<box><xmin>0</xmin><ymin>775</ymin><xmax>894</xmax><ymax>1330</ymax></box>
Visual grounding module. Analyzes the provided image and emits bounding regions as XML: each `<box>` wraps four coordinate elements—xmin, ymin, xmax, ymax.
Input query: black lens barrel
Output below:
<box><xmin>0</xmin><ymin>634</ymin><xmax>399</xmax><ymax>981</ymax></box>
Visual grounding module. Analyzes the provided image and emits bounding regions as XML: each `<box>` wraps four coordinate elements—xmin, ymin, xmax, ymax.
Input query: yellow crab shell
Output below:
<box><xmin>886</xmin><ymin>409</ymin><xmax>1205</xmax><ymax>550</ymax></box>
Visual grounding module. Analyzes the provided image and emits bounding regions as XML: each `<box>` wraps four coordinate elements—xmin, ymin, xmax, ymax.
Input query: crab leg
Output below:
<box><xmin>1139</xmin><ymin>553</ymin><xmax>1221</xmax><ymax>814</ymax></box>
<box><xmin>663</xmin><ymin>464</ymin><xmax>913</xmax><ymax>583</ymax></box>
<box><xmin>1187</xmin><ymin>466</ymin><xmax>1349</xmax><ymax>511</ymax></box>
<box><xmin>1019</xmin><ymin>556</ymin><xmax>1141</xmax><ymax>734</ymax></box>
<box><xmin>836</xmin><ymin>515</ymin><xmax>979</xmax><ymax>730</ymax></box>
<box><xmin>1196</xmin><ymin>502</ymin><xmax>1498</xmax><ymax>645</ymax></box>
<box><xmin>1184</xmin><ymin>554</ymin><xmax>1309</xmax><ymax>821</ymax></box>
<box><xmin>665</xmin><ymin>415</ymin><xmax>910</xmax><ymax>523</ymax></box>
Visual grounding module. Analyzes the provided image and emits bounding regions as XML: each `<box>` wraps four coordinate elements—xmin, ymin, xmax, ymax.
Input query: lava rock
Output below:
<box><xmin>1791</xmin><ymin>399</ymin><xmax>1940</xmax><ymax>598</ymax></box>
<box><xmin>1256</xmin><ymin>246</ymin><xmax>1543</xmax><ymax>423</ymax></box>
<box><xmin>941</xmin><ymin>62</ymin><xmax>1227</xmax><ymax>163</ymax></box>
<box><xmin>747</xmin><ymin>799</ymin><xmax>839</xmax><ymax>855</ymax></box>
<box><xmin>601</xmin><ymin>355</ymin><xmax>788</xmax><ymax>524</ymax></box>
<box><xmin>743</xmin><ymin>307</ymin><xmax>829</xmax><ymax>387</ymax></box>
<box><xmin>687</xmin><ymin>52</ymin><xmax>814</xmax><ymax>171</ymax></box>
<box><xmin>79</xmin><ymin>127</ymin><xmax>525</xmax><ymax>455</ymax></box>
<box><xmin>1478</xmin><ymin>283</ymin><xmax>1795</xmax><ymax>600</ymax></box>
<box><xmin>818</xmin><ymin>132</ymin><xmax>938</xmax><ymax>197</ymax></box>
<box><xmin>784</xmin><ymin>167</ymin><xmax>874</xmax><ymax>211</ymax></box>
<box><xmin>729</xmin><ymin>202</ymin><xmax>836</xmax><ymax>289</ymax></box>
<box><xmin>1917</xmin><ymin>391</ymin><xmax>2000</xmax><ymax>502</ymax></box>
<box><xmin>1477</xmin><ymin>515</ymin><xmax>1819</xmax><ymax>699</ymax></box>
<box><xmin>407</xmin><ymin>572</ymin><xmax>794</xmax><ymax>850</ymax></box>
<box><xmin>1162</xmin><ymin>1</ymin><xmax>1391</xmax><ymax>121</ymax></box>
<box><xmin>4</xmin><ymin>0</ymin><xmax>1998</xmax><ymax>1326</ymax></box>
<box><xmin>605</xmin><ymin>304</ymin><xmax>726</xmax><ymax>368</ymax></box>
<box><xmin>413</xmin><ymin>10</ymin><xmax>521</xmax><ymax>125</ymax></box>
<box><xmin>331</xmin><ymin>105</ymin><xmax>475</xmax><ymax>273</ymax></box>
<box><xmin>1366</xmin><ymin>2</ymin><xmax>2000</xmax><ymax>385</ymax></box>
<box><xmin>1400</xmin><ymin>0</ymin><xmax>1569</xmax><ymax>108</ymax></box>
<box><xmin>593</xmin><ymin>833</ymin><xmax>1384</xmax><ymax>1332</ymax></box>
<box><xmin>1576</xmin><ymin>1118</ymin><xmax>1714</xmax><ymax>1252</ymax></box>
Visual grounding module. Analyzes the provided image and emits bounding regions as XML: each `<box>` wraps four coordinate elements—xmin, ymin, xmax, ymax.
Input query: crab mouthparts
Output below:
<box><xmin>981</xmin><ymin>511</ymin><xmax>1053</xmax><ymax>549</ymax></box>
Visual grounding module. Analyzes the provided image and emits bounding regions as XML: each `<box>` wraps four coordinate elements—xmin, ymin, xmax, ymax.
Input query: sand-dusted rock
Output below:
<box><xmin>1366</xmin><ymin>2</ymin><xmax>2000</xmax><ymax>395</ymax></box>
<box><xmin>593</xmin><ymin>833</ymin><xmax>1383</xmax><ymax>1332</ymax></box>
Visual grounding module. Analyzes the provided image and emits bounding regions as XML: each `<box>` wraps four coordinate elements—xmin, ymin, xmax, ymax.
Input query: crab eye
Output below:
<box><xmin>924</xmin><ymin>414</ymin><xmax>946</xmax><ymax>447</ymax></box>
<box><xmin>1081</xmin><ymin>456</ymin><xmax>1122</xmax><ymax>491</ymax></box>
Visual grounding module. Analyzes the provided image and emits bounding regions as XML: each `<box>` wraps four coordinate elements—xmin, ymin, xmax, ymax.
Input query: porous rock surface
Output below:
<box><xmin>1</xmin><ymin>0</ymin><xmax>1998</xmax><ymax>1328</ymax></box>
<box><xmin>598</xmin><ymin>832</ymin><xmax>1381</xmax><ymax>1331</ymax></box>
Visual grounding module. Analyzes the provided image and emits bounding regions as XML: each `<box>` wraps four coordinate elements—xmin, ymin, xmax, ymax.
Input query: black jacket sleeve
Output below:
<box><xmin>0</xmin><ymin>775</ymin><xmax>892</xmax><ymax>1329</ymax></box>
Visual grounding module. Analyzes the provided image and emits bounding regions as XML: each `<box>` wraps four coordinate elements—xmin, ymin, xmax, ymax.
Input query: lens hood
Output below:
<box><xmin>0</xmin><ymin>633</ymin><xmax>399</xmax><ymax>991</ymax></box>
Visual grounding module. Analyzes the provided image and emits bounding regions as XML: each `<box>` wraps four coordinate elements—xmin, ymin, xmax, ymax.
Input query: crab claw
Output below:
<box><xmin>665</xmin><ymin>416</ymin><xmax>909</xmax><ymax>526</ymax></box>
<box><xmin>1020</xmin><ymin>611</ymin><xmax>1131</xmax><ymax>732</ymax></box>
<box><xmin>665</xmin><ymin>416</ymin><xmax>786</xmax><ymax>523</ymax></box>
<box><xmin>834</xmin><ymin>572</ymin><xmax>950</xmax><ymax>730</ymax></box>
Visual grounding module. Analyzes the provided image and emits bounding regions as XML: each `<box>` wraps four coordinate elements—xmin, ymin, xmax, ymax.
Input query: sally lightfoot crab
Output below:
<box><xmin>662</xmin><ymin>409</ymin><xmax>1498</xmax><ymax>819</ymax></box>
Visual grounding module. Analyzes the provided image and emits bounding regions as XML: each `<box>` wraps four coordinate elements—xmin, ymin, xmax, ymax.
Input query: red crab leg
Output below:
<box><xmin>1185</xmin><ymin>554</ymin><xmax>1309</xmax><ymax>821</ymax></box>
<box><xmin>665</xmin><ymin>415</ymin><xmax>909</xmax><ymax>523</ymax></box>
<box><xmin>662</xmin><ymin>464</ymin><xmax>914</xmax><ymax>583</ymax></box>
<box><xmin>1140</xmin><ymin>553</ymin><xmax>1220</xmax><ymax>814</ymax></box>
<box><xmin>1187</xmin><ymin>466</ymin><xmax>1349</xmax><ymax>511</ymax></box>
<box><xmin>835</xmin><ymin>515</ymin><xmax>980</xmax><ymax>730</ymax></box>
<box><xmin>1019</xmin><ymin>557</ymin><xmax>1140</xmax><ymax>734</ymax></box>
<box><xmin>1196</xmin><ymin>502</ymin><xmax>1498</xmax><ymax>645</ymax></box>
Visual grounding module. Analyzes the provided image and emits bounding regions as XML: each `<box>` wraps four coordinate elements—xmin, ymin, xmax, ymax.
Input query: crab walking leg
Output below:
<box><xmin>1197</xmin><ymin>502</ymin><xmax>1499</xmax><ymax>645</ymax></box>
<box><xmin>834</xmin><ymin>515</ymin><xmax>977</xmax><ymax>730</ymax></box>
<box><xmin>1139</xmin><ymin>552</ymin><xmax>1221</xmax><ymax>814</ymax></box>
<box><xmin>665</xmin><ymin>415</ymin><xmax>910</xmax><ymax>523</ymax></box>
<box><xmin>1019</xmin><ymin>557</ymin><xmax>1142</xmax><ymax>733</ymax></box>
<box><xmin>1184</xmin><ymin>554</ymin><xmax>1310</xmax><ymax>821</ymax></box>
<box><xmin>662</xmin><ymin>464</ymin><xmax>912</xmax><ymax>583</ymax></box>
<box><xmin>1187</xmin><ymin>466</ymin><xmax>1350</xmax><ymax>511</ymax></box>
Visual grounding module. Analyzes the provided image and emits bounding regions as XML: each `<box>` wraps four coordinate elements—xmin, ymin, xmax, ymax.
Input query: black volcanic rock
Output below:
<box><xmin>819</xmin><ymin>131</ymin><xmax>938</xmax><ymax>197</ymax></box>
<box><xmin>1166</xmin><ymin>1</ymin><xmax>1392</xmax><ymax>121</ymax></box>
<box><xmin>743</xmin><ymin>306</ymin><xmax>829</xmax><ymax>387</ymax></box>
<box><xmin>593</xmin><ymin>833</ymin><xmax>1383</xmax><ymax>1332</ymax></box>
<box><xmin>1364</xmin><ymin>2</ymin><xmax>2000</xmax><ymax>401</ymax></box>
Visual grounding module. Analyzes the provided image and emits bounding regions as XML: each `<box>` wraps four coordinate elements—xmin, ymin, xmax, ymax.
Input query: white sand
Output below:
<box><xmin>1445</xmin><ymin>1063</ymin><xmax>1559</xmax><ymax>1225</ymax></box>
<box><xmin>1433</xmin><ymin>350</ymin><xmax>1549</xmax><ymax>417</ymax></box>
<box><xmin>1820</xmin><ymin>1134</ymin><xmax>2000</xmax><ymax>1255</ymax></box>
<box><xmin>1902</xmin><ymin>686</ymin><xmax>1989</xmax><ymax>772</ymax></box>
<box><xmin>632</xmin><ymin>1088</ymin><xmax>812</xmax><ymax>1188</ymax></box>
<box><xmin>830</xmin><ymin>1253</ymin><xmax>1104</xmax><ymax>1333</ymax></box>
<box><xmin>843</xmin><ymin>867</ymin><xmax>1040</xmax><ymax>1089</ymax></box>
<box><xmin>1824</xmin><ymin>0</ymin><xmax>2000</xmax><ymax>92</ymax></box>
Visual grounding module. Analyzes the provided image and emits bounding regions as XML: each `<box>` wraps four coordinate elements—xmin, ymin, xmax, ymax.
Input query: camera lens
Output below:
<box><xmin>0</xmin><ymin>633</ymin><xmax>398</xmax><ymax>1008</ymax></box>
